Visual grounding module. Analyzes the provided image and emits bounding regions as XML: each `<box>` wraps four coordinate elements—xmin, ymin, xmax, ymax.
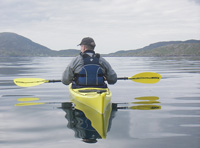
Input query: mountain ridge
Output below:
<box><xmin>0</xmin><ymin>32</ymin><xmax>199</xmax><ymax>57</ymax></box>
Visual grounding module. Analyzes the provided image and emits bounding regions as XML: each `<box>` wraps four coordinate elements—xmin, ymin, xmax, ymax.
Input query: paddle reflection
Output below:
<box><xmin>14</xmin><ymin>96</ymin><xmax>161</xmax><ymax>143</ymax></box>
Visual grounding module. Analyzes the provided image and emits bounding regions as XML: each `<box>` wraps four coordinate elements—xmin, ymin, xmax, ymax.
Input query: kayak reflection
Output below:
<box><xmin>61</xmin><ymin>101</ymin><xmax>115</xmax><ymax>143</ymax></box>
<box><xmin>61</xmin><ymin>97</ymin><xmax>161</xmax><ymax>143</ymax></box>
<box><xmin>14</xmin><ymin>96</ymin><xmax>161</xmax><ymax>143</ymax></box>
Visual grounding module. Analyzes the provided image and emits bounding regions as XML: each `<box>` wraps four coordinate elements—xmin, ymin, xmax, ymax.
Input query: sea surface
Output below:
<box><xmin>0</xmin><ymin>57</ymin><xmax>200</xmax><ymax>148</ymax></box>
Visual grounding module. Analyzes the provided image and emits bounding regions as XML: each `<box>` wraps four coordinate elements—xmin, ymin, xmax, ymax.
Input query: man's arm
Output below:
<box><xmin>100</xmin><ymin>57</ymin><xmax>117</xmax><ymax>84</ymax></box>
<box><xmin>62</xmin><ymin>56</ymin><xmax>83</xmax><ymax>85</ymax></box>
<box><xmin>61</xmin><ymin>58</ymin><xmax>77</xmax><ymax>85</ymax></box>
<box><xmin>62</xmin><ymin>65</ymin><xmax>74</xmax><ymax>85</ymax></box>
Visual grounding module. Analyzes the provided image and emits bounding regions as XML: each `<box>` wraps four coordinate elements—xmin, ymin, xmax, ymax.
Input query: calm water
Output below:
<box><xmin>0</xmin><ymin>57</ymin><xmax>200</xmax><ymax>148</ymax></box>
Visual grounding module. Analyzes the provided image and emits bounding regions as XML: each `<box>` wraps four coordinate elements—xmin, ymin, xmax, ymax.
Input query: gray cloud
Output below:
<box><xmin>190</xmin><ymin>0</ymin><xmax>200</xmax><ymax>4</ymax></box>
<box><xmin>0</xmin><ymin>0</ymin><xmax>199</xmax><ymax>53</ymax></box>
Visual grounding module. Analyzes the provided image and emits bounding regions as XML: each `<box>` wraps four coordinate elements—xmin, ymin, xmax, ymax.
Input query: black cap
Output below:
<box><xmin>78</xmin><ymin>37</ymin><xmax>96</xmax><ymax>48</ymax></box>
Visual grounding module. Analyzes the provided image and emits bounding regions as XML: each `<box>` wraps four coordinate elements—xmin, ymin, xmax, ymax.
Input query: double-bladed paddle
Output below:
<box><xmin>13</xmin><ymin>72</ymin><xmax>161</xmax><ymax>87</ymax></box>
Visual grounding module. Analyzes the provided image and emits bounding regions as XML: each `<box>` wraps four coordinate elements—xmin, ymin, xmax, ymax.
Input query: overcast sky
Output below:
<box><xmin>0</xmin><ymin>0</ymin><xmax>200</xmax><ymax>53</ymax></box>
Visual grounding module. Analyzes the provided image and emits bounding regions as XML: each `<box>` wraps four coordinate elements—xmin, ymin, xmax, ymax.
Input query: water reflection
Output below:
<box><xmin>0</xmin><ymin>57</ymin><xmax>34</xmax><ymax>76</ymax></box>
<box><xmin>61</xmin><ymin>102</ymin><xmax>112</xmax><ymax>143</ymax></box>
<box><xmin>61</xmin><ymin>100</ymin><xmax>161</xmax><ymax>143</ymax></box>
<box><xmin>14</xmin><ymin>96</ymin><xmax>161</xmax><ymax>143</ymax></box>
<box><xmin>116</xmin><ymin>96</ymin><xmax>161</xmax><ymax>110</ymax></box>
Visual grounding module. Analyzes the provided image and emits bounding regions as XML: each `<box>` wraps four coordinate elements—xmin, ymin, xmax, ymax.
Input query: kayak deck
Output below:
<box><xmin>69</xmin><ymin>83</ymin><xmax>112</xmax><ymax>114</ymax></box>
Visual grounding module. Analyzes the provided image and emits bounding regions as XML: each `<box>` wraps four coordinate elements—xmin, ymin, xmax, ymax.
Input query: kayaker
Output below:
<box><xmin>62</xmin><ymin>37</ymin><xmax>117</xmax><ymax>88</ymax></box>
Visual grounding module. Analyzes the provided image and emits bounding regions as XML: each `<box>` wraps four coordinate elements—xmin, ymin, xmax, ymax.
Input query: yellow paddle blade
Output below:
<box><xmin>133</xmin><ymin>101</ymin><xmax>160</xmax><ymax>104</ymax></box>
<box><xmin>17</xmin><ymin>98</ymin><xmax>40</xmax><ymax>101</ymax></box>
<box><xmin>130</xmin><ymin>105</ymin><xmax>161</xmax><ymax>110</ymax></box>
<box><xmin>15</xmin><ymin>102</ymin><xmax>45</xmax><ymax>106</ymax></box>
<box><xmin>135</xmin><ymin>96</ymin><xmax>159</xmax><ymax>101</ymax></box>
<box><xmin>14</xmin><ymin>78</ymin><xmax>48</xmax><ymax>87</ymax></box>
<box><xmin>129</xmin><ymin>72</ymin><xmax>161</xmax><ymax>84</ymax></box>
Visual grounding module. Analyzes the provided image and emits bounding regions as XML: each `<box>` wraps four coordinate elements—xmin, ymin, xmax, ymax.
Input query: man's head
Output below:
<box><xmin>78</xmin><ymin>37</ymin><xmax>96</xmax><ymax>53</ymax></box>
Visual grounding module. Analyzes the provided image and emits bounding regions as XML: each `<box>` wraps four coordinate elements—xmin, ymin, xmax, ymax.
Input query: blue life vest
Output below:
<box><xmin>75</xmin><ymin>53</ymin><xmax>105</xmax><ymax>86</ymax></box>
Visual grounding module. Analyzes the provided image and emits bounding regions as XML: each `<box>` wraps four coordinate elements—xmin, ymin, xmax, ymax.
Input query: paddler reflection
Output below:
<box><xmin>61</xmin><ymin>102</ymin><xmax>117</xmax><ymax>143</ymax></box>
<box><xmin>61</xmin><ymin>96</ymin><xmax>161</xmax><ymax>143</ymax></box>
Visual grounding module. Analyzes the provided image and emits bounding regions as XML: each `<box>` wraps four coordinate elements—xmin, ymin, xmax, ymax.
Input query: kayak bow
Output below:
<box><xmin>69</xmin><ymin>83</ymin><xmax>112</xmax><ymax>114</ymax></box>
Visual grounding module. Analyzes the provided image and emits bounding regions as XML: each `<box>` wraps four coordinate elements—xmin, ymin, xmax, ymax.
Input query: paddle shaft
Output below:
<box><xmin>117</xmin><ymin>105</ymin><xmax>161</xmax><ymax>110</ymax></box>
<box><xmin>47</xmin><ymin>78</ymin><xmax>148</xmax><ymax>83</ymax></box>
<box><xmin>47</xmin><ymin>78</ymin><xmax>136</xmax><ymax>83</ymax></box>
<box><xmin>118</xmin><ymin>77</ymin><xmax>160</xmax><ymax>80</ymax></box>
<box><xmin>48</xmin><ymin>75</ymin><xmax>160</xmax><ymax>82</ymax></box>
<box><xmin>117</xmin><ymin>77</ymin><xmax>129</xmax><ymax>80</ymax></box>
<box><xmin>48</xmin><ymin>80</ymin><xmax>61</xmax><ymax>83</ymax></box>
<box><xmin>49</xmin><ymin>78</ymin><xmax>128</xmax><ymax>82</ymax></box>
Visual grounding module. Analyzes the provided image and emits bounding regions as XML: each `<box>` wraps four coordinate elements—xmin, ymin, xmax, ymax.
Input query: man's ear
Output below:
<box><xmin>83</xmin><ymin>45</ymin><xmax>87</xmax><ymax>52</ymax></box>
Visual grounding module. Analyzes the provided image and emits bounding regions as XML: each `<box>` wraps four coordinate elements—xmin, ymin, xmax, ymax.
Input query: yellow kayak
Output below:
<box><xmin>69</xmin><ymin>83</ymin><xmax>112</xmax><ymax>114</ymax></box>
<box><xmin>69</xmin><ymin>83</ymin><xmax>112</xmax><ymax>138</ymax></box>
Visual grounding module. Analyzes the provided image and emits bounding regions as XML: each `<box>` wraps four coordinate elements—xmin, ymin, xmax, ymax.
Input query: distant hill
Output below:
<box><xmin>0</xmin><ymin>32</ymin><xmax>199</xmax><ymax>57</ymax></box>
<box><xmin>0</xmin><ymin>32</ymin><xmax>80</xmax><ymax>57</ymax></box>
<box><xmin>108</xmin><ymin>40</ymin><xmax>200</xmax><ymax>57</ymax></box>
<box><xmin>0</xmin><ymin>32</ymin><xmax>53</xmax><ymax>56</ymax></box>
<box><xmin>55</xmin><ymin>49</ymin><xmax>80</xmax><ymax>57</ymax></box>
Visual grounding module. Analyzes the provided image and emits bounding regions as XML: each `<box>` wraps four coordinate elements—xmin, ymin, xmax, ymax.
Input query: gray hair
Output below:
<box><xmin>84</xmin><ymin>45</ymin><xmax>95</xmax><ymax>50</ymax></box>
